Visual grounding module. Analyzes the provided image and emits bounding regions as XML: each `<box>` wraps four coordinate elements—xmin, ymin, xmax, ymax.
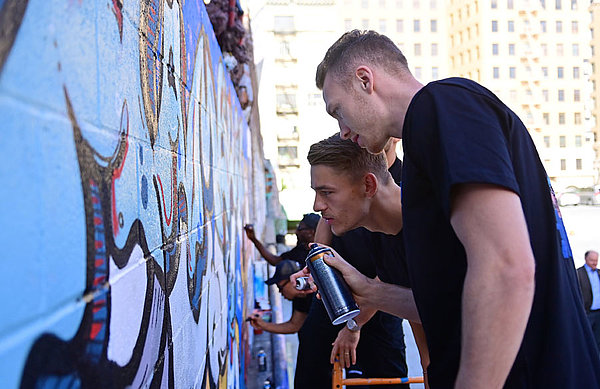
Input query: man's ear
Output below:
<box><xmin>364</xmin><ymin>173</ymin><xmax>378</xmax><ymax>198</ymax></box>
<box><xmin>355</xmin><ymin>66</ymin><xmax>374</xmax><ymax>94</ymax></box>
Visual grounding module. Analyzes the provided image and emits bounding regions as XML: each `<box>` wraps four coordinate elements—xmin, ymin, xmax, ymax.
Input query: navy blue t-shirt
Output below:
<box><xmin>401</xmin><ymin>77</ymin><xmax>600</xmax><ymax>388</ymax></box>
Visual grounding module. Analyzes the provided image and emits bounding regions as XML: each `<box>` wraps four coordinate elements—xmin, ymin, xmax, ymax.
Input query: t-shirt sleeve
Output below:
<box><xmin>405</xmin><ymin>83</ymin><xmax>520</xmax><ymax>217</ymax></box>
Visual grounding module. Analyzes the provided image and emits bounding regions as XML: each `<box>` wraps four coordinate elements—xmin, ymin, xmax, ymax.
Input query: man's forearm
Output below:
<box><xmin>250</xmin><ymin>238</ymin><xmax>282</xmax><ymax>265</ymax></box>
<box><xmin>362</xmin><ymin>278</ymin><xmax>420</xmax><ymax>323</ymax></box>
<box><xmin>455</xmin><ymin>263</ymin><xmax>534</xmax><ymax>389</ymax></box>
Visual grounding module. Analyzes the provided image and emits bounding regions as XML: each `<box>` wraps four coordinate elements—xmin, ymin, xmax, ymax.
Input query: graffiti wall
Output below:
<box><xmin>0</xmin><ymin>0</ymin><xmax>267</xmax><ymax>387</ymax></box>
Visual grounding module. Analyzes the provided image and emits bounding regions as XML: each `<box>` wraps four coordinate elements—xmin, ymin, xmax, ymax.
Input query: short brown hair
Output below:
<box><xmin>316</xmin><ymin>30</ymin><xmax>409</xmax><ymax>89</ymax></box>
<box><xmin>307</xmin><ymin>134</ymin><xmax>389</xmax><ymax>184</ymax></box>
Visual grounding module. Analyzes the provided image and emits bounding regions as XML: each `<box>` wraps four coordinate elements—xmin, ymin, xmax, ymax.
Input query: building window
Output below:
<box><xmin>544</xmin><ymin>136</ymin><xmax>550</xmax><ymax>147</ymax></box>
<box><xmin>379</xmin><ymin>19</ymin><xmax>387</xmax><ymax>32</ymax></box>
<box><xmin>542</xmin><ymin>67</ymin><xmax>549</xmax><ymax>78</ymax></box>
<box><xmin>492</xmin><ymin>43</ymin><xmax>499</xmax><ymax>55</ymax></box>
<box><xmin>508</xmin><ymin>20</ymin><xmax>514</xmax><ymax>32</ymax></box>
<box><xmin>430</xmin><ymin>0</ymin><xmax>437</xmax><ymax>9</ymax></box>
<box><xmin>414</xmin><ymin>19</ymin><xmax>420</xmax><ymax>32</ymax></box>
<box><xmin>491</xmin><ymin>0</ymin><xmax>497</xmax><ymax>8</ymax></box>
<box><xmin>430</xmin><ymin>19</ymin><xmax>438</xmax><ymax>32</ymax></box>
<box><xmin>543</xmin><ymin>112</ymin><xmax>550</xmax><ymax>124</ymax></box>
<box><xmin>560</xmin><ymin>135</ymin><xmax>566</xmax><ymax>147</ymax></box>
<box><xmin>510</xmin><ymin>89</ymin><xmax>517</xmax><ymax>100</ymax></box>
<box><xmin>278</xmin><ymin>146</ymin><xmax>298</xmax><ymax>167</ymax></box>
<box><xmin>362</xmin><ymin>0</ymin><xmax>368</xmax><ymax>8</ymax></box>
<box><xmin>556</xmin><ymin>21</ymin><xmax>562</xmax><ymax>33</ymax></box>
<box><xmin>557</xmin><ymin>67</ymin><xmax>564</xmax><ymax>78</ymax></box>
<box><xmin>541</xmin><ymin>0</ymin><xmax>546</xmax><ymax>8</ymax></box>
<box><xmin>560</xmin><ymin>159</ymin><xmax>566</xmax><ymax>170</ymax></box>
<box><xmin>396</xmin><ymin>0</ymin><xmax>403</xmax><ymax>7</ymax></box>
<box><xmin>574</xmin><ymin>112</ymin><xmax>581</xmax><ymax>124</ymax></box>
<box><xmin>432</xmin><ymin>67</ymin><xmax>439</xmax><ymax>79</ymax></box>
<box><xmin>576</xmin><ymin>159</ymin><xmax>582</xmax><ymax>170</ymax></box>
<box><xmin>362</xmin><ymin>19</ymin><xmax>369</xmax><ymax>28</ymax></box>
<box><xmin>493</xmin><ymin>67</ymin><xmax>500</xmax><ymax>79</ymax></box>
<box><xmin>574</xmin><ymin>89</ymin><xmax>580</xmax><ymax>102</ymax></box>
<box><xmin>508</xmin><ymin>43</ymin><xmax>515</xmax><ymax>55</ymax></box>
<box><xmin>431</xmin><ymin>43</ymin><xmax>438</xmax><ymax>56</ymax></box>
<box><xmin>415</xmin><ymin>67</ymin><xmax>422</xmax><ymax>79</ymax></box>
<box><xmin>540</xmin><ymin>20</ymin><xmax>547</xmax><ymax>33</ymax></box>
<box><xmin>573</xmin><ymin>67</ymin><xmax>580</xmax><ymax>79</ymax></box>
<box><xmin>396</xmin><ymin>19</ymin><xmax>404</xmax><ymax>33</ymax></box>
<box><xmin>507</xmin><ymin>0</ymin><xmax>514</xmax><ymax>9</ymax></box>
<box><xmin>556</xmin><ymin>0</ymin><xmax>561</xmax><ymax>10</ymax></box>
<box><xmin>556</xmin><ymin>44</ymin><xmax>564</xmax><ymax>56</ymax></box>
<box><xmin>572</xmin><ymin>44</ymin><xmax>579</xmax><ymax>56</ymax></box>
<box><xmin>575</xmin><ymin>135</ymin><xmax>582</xmax><ymax>147</ymax></box>
<box><xmin>571</xmin><ymin>0</ymin><xmax>577</xmax><ymax>10</ymax></box>
<box><xmin>559</xmin><ymin>112</ymin><xmax>565</xmax><ymax>124</ymax></box>
<box><xmin>541</xmin><ymin>43</ymin><xmax>548</xmax><ymax>56</ymax></box>
<box><xmin>492</xmin><ymin>20</ymin><xmax>498</xmax><ymax>32</ymax></box>
<box><xmin>379</xmin><ymin>0</ymin><xmax>386</xmax><ymax>7</ymax></box>
<box><xmin>558</xmin><ymin>89</ymin><xmax>564</xmax><ymax>101</ymax></box>
<box><xmin>276</xmin><ymin>90</ymin><xmax>297</xmax><ymax>114</ymax></box>
<box><xmin>572</xmin><ymin>20</ymin><xmax>578</xmax><ymax>33</ymax></box>
<box><xmin>274</xmin><ymin>16</ymin><xmax>295</xmax><ymax>33</ymax></box>
<box><xmin>414</xmin><ymin>43</ymin><xmax>421</xmax><ymax>56</ymax></box>
<box><xmin>509</xmin><ymin>67</ymin><xmax>516</xmax><ymax>79</ymax></box>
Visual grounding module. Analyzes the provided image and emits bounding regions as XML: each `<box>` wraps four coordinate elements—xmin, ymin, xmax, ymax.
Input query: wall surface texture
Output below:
<box><xmin>0</xmin><ymin>0</ymin><xmax>267</xmax><ymax>387</ymax></box>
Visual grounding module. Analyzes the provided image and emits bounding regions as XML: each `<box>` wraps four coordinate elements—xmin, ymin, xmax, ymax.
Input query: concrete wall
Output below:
<box><xmin>0</xmin><ymin>0</ymin><xmax>268</xmax><ymax>387</ymax></box>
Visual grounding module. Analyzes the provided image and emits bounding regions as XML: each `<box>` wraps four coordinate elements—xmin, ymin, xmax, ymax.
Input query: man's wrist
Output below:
<box><xmin>346</xmin><ymin>318</ymin><xmax>361</xmax><ymax>332</ymax></box>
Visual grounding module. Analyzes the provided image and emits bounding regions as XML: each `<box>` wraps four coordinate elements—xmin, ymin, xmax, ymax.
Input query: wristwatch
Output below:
<box><xmin>346</xmin><ymin>318</ymin><xmax>361</xmax><ymax>332</ymax></box>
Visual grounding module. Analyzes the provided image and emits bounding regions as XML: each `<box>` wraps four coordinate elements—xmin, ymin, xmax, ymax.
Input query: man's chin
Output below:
<box><xmin>331</xmin><ymin>225</ymin><xmax>349</xmax><ymax>237</ymax></box>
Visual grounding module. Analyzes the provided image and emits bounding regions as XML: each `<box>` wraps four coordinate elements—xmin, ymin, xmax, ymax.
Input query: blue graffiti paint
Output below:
<box><xmin>141</xmin><ymin>175</ymin><xmax>148</xmax><ymax>209</ymax></box>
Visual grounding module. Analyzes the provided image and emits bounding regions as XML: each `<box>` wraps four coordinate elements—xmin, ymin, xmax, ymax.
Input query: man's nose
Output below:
<box><xmin>339</xmin><ymin>123</ymin><xmax>352</xmax><ymax>140</ymax></box>
<box><xmin>313</xmin><ymin>196</ymin><xmax>324</xmax><ymax>212</ymax></box>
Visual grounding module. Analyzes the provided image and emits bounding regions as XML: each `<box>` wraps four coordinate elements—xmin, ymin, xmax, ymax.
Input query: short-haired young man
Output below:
<box><xmin>309</xmin><ymin>29</ymin><xmax>600</xmax><ymax>388</ymax></box>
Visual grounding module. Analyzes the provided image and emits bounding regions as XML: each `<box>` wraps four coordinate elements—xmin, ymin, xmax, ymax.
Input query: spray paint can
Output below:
<box><xmin>263</xmin><ymin>378</ymin><xmax>272</xmax><ymax>389</ymax></box>
<box><xmin>305</xmin><ymin>244</ymin><xmax>360</xmax><ymax>325</ymax></box>
<box><xmin>257</xmin><ymin>349</ymin><xmax>267</xmax><ymax>372</ymax></box>
<box><xmin>295</xmin><ymin>276</ymin><xmax>312</xmax><ymax>290</ymax></box>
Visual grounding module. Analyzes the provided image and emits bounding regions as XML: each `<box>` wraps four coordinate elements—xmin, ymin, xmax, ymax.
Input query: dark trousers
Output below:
<box><xmin>587</xmin><ymin>309</ymin><xmax>600</xmax><ymax>354</ymax></box>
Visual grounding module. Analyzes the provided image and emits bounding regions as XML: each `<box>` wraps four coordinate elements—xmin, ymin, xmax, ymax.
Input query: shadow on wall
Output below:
<box><xmin>0</xmin><ymin>0</ymin><xmax>265</xmax><ymax>388</ymax></box>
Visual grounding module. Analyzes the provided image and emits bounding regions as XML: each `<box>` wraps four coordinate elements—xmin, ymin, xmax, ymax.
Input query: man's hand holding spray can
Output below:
<box><xmin>303</xmin><ymin>244</ymin><xmax>360</xmax><ymax>325</ymax></box>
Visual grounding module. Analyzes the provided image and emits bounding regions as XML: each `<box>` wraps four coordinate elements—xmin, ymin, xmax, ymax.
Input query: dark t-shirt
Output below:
<box><xmin>292</xmin><ymin>295</ymin><xmax>312</xmax><ymax>314</ymax></box>
<box><xmin>372</xmin><ymin>157</ymin><xmax>410</xmax><ymax>288</ymax></box>
<box><xmin>281</xmin><ymin>244</ymin><xmax>309</xmax><ymax>266</ymax></box>
<box><xmin>402</xmin><ymin>77</ymin><xmax>600</xmax><ymax>388</ymax></box>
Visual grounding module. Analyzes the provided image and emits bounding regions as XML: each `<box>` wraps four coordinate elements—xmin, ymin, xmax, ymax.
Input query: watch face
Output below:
<box><xmin>347</xmin><ymin>319</ymin><xmax>358</xmax><ymax>330</ymax></box>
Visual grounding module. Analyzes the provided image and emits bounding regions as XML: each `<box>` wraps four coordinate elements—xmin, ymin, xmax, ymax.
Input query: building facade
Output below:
<box><xmin>250</xmin><ymin>0</ymin><xmax>598</xmax><ymax>219</ymax></box>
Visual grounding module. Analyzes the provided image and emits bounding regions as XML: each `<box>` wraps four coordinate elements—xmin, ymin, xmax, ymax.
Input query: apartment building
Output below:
<box><xmin>249</xmin><ymin>0</ymin><xmax>597</xmax><ymax>219</ymax></box>
<box><xmin>590</xmin><ymin>1</ymin><xmax>600</xmax><ymax>184</ymax></box>
<box><xmin>448</xmin><ymin>0</ymin><xmax>595</xmax><ymax>190</ymax></box>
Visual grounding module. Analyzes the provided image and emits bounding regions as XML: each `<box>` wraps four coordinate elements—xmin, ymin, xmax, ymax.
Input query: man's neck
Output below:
<box><xmin>364</xmin><ymin>180</ymin><xmax>403</xmax><ymax>235</ymax></box>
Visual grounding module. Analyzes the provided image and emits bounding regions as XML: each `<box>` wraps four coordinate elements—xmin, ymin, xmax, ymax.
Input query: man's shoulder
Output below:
<box><xmin>424</xmin><ymin>77</ymin><xmax>495</xmax><ymax>98</ymax></box>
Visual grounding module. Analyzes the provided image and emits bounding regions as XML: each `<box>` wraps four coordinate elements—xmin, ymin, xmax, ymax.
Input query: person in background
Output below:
<box><xmin>248</xmin><ymin>260</ymin><xmax>313</xmax><ymax>334</ymax></box>
<box><xmin>577</xmin><ymin>250</ymin><xmax>600</xmax><ymax>353</ymax></box>
<box><xmin>244</xmin><ymin>213</ymin><xmax>319</xmax><ymax>266</ymax></box>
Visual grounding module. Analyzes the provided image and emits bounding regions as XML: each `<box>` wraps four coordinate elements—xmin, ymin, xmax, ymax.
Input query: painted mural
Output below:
<box><xmin>0</xmin><ymin>0</ymin><xmax>266</xmax><ymax>388</ymax></box>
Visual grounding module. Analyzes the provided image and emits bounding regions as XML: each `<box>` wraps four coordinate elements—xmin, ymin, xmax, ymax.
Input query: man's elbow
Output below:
<box><xmin>501</xmin><ymin>253</ymin><xmax>536</xmax><ymax>296</ymax></box>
